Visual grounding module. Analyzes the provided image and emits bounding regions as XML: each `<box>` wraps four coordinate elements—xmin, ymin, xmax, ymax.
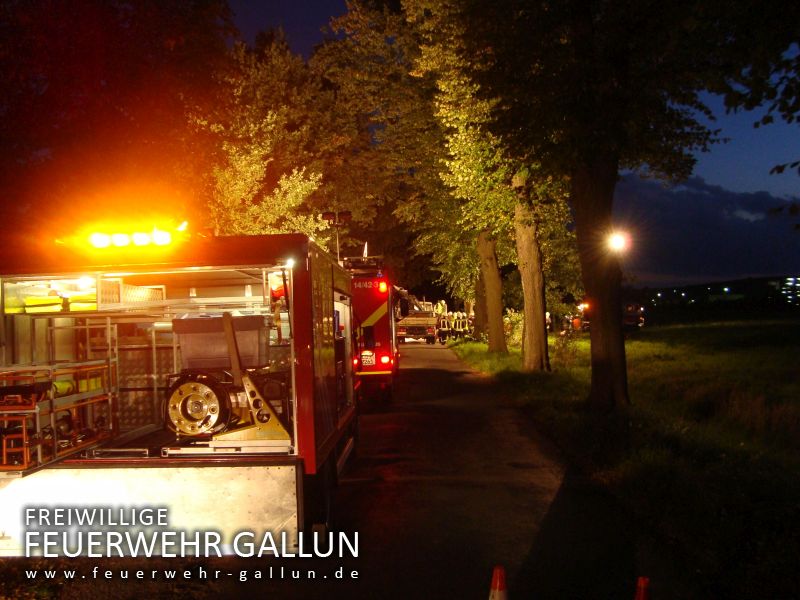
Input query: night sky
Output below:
<box><xmin>230</xmin><ymin>0</ymin><xmax>346</xmax><ymax>58</ymax></box>
<box><xmin>229</xmin><ymin>1</ymin><xmax>800</xmax><ymax>286</ymax></box>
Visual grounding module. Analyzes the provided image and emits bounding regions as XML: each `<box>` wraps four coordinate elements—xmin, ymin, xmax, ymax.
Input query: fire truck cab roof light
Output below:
<box><xmin>87</xmin><ymin>227</ymin><xmax>174</xmax><ymax>249</ymax></box>
<box><xmin>89</xmin><ymin>233</ymin><xmax>111</xmax><ymax>248</ymax></box>
<box><xmin>111</xmin><ymin>233</ymin><xmax>130</xmax><ymax>247</ymax></box>
<box><xmin>151</xmin><ymin>229</ymin><xmax>172</xmax><ymax>245</ymax></box>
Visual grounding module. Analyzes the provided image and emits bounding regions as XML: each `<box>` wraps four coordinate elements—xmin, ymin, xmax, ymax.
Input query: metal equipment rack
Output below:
<box><xmin>0</xmin><ymin>360</ymin><xmax>116</xmax><ymax>472</ymax></box>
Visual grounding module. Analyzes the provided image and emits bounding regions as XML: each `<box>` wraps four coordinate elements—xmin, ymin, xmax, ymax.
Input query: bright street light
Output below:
<box><xmin>608</xmin><ymin>231</ymin><xmax>629</xmax><ymax>253</ymax></box>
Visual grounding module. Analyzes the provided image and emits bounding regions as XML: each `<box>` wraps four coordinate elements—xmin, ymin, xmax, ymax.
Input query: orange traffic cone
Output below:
<box><xmin>488</xmin><ymin>565</ymin><xmax>507</xmax><ymax>600</ymax></box>
<box><xmin>634</xmin><ymin>576</ymin><xmax>650</xmax><ymax>600</ymax></box>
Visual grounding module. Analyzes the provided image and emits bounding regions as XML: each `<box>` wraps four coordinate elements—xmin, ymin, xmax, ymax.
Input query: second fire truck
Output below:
<box><xmin>343</xmin><ymin>256</ymin><xmax>399</xmax><ymax>401</ymax></box>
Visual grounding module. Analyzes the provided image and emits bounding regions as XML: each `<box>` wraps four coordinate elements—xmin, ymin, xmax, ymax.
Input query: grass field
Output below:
<box><xmin>452</xmin><ymin>320</ymin><xmax>800</xmax><ymax>599</ymax></box>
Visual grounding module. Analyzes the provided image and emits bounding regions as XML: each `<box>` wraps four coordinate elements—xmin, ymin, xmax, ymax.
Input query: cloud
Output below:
<box><xmin>612</xmin><ymin>175</ymin><xmax>800</xmax><ymax>286</ymax></box>
<box><xmin>731</xmin><ymin>209</ymin><xmax>765</xmax><ymax>223</ymax></box>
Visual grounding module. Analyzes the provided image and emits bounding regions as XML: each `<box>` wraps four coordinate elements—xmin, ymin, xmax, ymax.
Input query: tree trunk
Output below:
<box><xmin>571</xmin><ymin>158</ymin><xmax>629</xmax><ymax>411</ymax></box>
<box><xmin>476</xmin><ymin>230</ymin><xmax>507</xmax><ymax>353</ymax></box>
<box><xmin>514</xmin><ymin>201</ymin><xmax>550</xmax><ymax>372</ymax></box>
<box><xmin>473</xmin><ymin>273</ymin><xmax>488</xmax><ymax>338</ymax></box>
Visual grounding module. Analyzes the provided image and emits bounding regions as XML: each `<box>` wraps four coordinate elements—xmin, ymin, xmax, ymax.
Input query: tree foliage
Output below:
<box><xmin>710</xmin><ymin>5</ymin><xmax>800</xmax><ymax>175</ymax></box>
<box><xmin>310</xmin><ymin>5</ymin><xmax>431</xmax><ymax>278</ymax></box>
<box><xmin>193</xmin><ymin>36</ymin><xmax>329</xmax><ymax>238</ymax></box>
<box><xmin>317</xmin><ymin>1</ymin><xmax>472</xmax><ymax>292</ymax></box>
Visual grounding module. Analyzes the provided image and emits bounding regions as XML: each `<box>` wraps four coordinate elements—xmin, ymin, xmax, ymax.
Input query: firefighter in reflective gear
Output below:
<box><xmin>446</xmin><ymin>312</ymin><xmax>456</xmax><ymax>338</ymax></box>
<box><xmin>460</xmin><ymin>312</ymin><xmax>471</xmax><ymax>337</ymax></box>
<box><xmin>437</xmin><ymin>311</ymin><xmax>450</xmax><ymax>344</ymax></box>
<box><xmin>452</xmin><ymin>312</ymin><xmax>466</xmax><ymax>338</ymax></box>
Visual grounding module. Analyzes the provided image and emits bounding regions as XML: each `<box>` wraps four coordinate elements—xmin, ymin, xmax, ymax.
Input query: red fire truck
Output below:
<box><xmin>343</xmin><ymin>256</ymin><xmax>399</xmax><ymax>401</ymax></box>
<box><xmin>0</xmin><ymin>229</ymin><xmax>357</xmax><ymax>555</ymax></box>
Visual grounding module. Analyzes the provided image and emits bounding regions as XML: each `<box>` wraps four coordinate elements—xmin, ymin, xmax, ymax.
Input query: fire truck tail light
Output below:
<box><xmin>380</xmin><ymin>355</ymin><xmax>391</xmax><ymax>365</ymax></box>
<box><xmin>378</xmin><ymin>281</ymin><xmax>388</xmax><ymax>293</ymax></box>
<box><xmin>352</xmin><ymin>358</ymin><xmax>359</xmax><ymax>367</ymax></box>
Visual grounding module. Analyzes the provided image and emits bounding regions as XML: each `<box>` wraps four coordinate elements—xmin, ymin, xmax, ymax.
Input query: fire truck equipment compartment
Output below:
<box><xmin>173</xmin><ymin>315</ymin><xmax>267</xmax><ymax>370</ymax></box>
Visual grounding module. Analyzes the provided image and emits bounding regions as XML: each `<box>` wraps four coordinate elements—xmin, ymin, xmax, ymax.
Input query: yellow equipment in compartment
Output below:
<box><xmin>212</xmin><ymin>372</ymin><xmax>290</xmax><ymax>443</ymax></box>
<box><xmin>165</xmin><ymin>374</ymin><xmax>289</xmax><ymax>442</ymax></box>
<box><xmin>215</xmin><ymin>312</ymin><xmax>290</xmax><ymax>443</ymax></box>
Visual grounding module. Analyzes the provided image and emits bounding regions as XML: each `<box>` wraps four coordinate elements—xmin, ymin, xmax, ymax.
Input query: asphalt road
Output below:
<box><xmin>210</xmin><ymin>341</ymin><xmax>570</xmax><ymax>599</ymax></box>
<box><xmin>332</xmin><ymin>342</ymin><xmax>567</xmax><ymax>598</ymax></box>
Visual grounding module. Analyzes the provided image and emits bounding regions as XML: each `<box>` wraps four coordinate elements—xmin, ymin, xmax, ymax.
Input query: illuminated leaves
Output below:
<box><xmin>195</xmin><ymin>35</ymin><xmax>330</xmax><ymax>239</ymax></box>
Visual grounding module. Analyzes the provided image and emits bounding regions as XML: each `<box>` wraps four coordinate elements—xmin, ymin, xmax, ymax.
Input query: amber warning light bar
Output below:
<box><xmin>58</xmin><ymin>221</ymin><xmax>189</xmax><ymax>251</ymax></box>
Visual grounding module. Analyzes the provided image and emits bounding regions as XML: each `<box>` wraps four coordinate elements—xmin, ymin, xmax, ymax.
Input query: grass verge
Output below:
<box><xmin>451</xmin><ymin>321</ymin><xmax>800</xmax><ymax>599</ymax></box>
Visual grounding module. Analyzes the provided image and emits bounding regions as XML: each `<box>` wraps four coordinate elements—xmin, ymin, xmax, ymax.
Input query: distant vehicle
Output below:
<box><xmin>623</xmin><ymin>303</ymin><xmax>645</xmax><ymax>329</ymax></box>
<box><xmin>397</xmin><ymin>310</ymin><xmax>438</xmax><ymax>344</ymax></box>
<box><xmin>394</xmin><ymin>289</ymin><xmax>438</xmax><ymax>345</ymax></box>
<box><xmin>571</xmin><ymin>301</ymin><xmax>645</xmax><ymax>332</ymax></box>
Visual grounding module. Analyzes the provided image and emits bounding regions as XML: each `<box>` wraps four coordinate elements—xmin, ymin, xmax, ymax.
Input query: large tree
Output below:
<box><xmin>408</xmin><ymin>0</ymin><xmax>583</xmax><ymax>364</ymax></box>
<box><xmin>448</xmin><ymin>0</ymin><xmax>799</xmax><ymax>410</ymax></box>
<box><xmin>511</xmin><ymin>170</ymin><xmax>577</xmax><ymax>370</ymax></box>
